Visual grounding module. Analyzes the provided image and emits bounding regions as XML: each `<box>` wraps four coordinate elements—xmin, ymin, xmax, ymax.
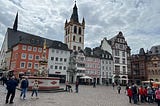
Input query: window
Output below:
<box><xmin>22</xmin><ymin>45</ymin><xmax>27</xmax><ymax>50</ymax></box>
<box><xmin>33</xmin><ymin>47</ymin><xmax>37</xmax><ymax>52</ymax></box>
<box><xmin>20</xmin><ymin>62</ymin><xmax>25</xmax><ymax>68</ymax></box>
<box><xmin>28</xmin><ymin>54</ymin><xmax>33</xmax><ymax>60</ymax></box>
<box><xmin>122</xmin><ymin>51</ymin><xmax>125</xmax><ymax>57</ymax></box>
<box><xmin>59</xmin><ymin>66</ymin><xmax>62</xmax><ymax>70</ymax></box>
<box><xmin>115</xmin><ymin>50</ymin><xmax>119</xmax><ymax>56</ymax></box>
<box><xmin>63</xmin><ymin>66</ymin><xmax>66</xmax><ymax>70</ymax></box>
<box><xmin>122</xmin><ymin>58</ymin><xmax>125</xmax><ymax>64</ymax></box>
<box><xmin>35</xmin><ymin>55</ymin><xmax>40</xmax><ymax>60</ymax></box>
<box><xmin>115</xmin><ymin>57</ymin><xmax>120</xmax><ymax>63</ymax></box>
<box><xmin>78</xmin><ymin>47</ymin><xmax>81</xmax><ymax>50</ymax></box>
<box><xmin>51</xmin><ymin>57</ymin><xmax>54</xmax><ymax>61</ymax></box>
<box><xmin>52</xmin><ymin>49</ymin><xmax>55</xmax><ymax>53</ymax></box>
<box><xmin>55</xmin><ymin>66</ymin><xmax>58</xmax><ymax>69</ymax></box>
<box><xmin>74</xmin><ymin>26</ymin><xmax>77</xmax><ymax>34</ymax></box>
<box><xmin>38</xmin><ymin>48</ymin><xmax>42</xmax><ymax>52</ymax></box>
<box><xmin>34</xmin><ymin>63</ymin><xmax>39</xmax><ymax>69</ymax></box>
<box><xmin>73</xmin><ymin>46</ymin><xmax>76</xmax><ymax>50</ymax></box>
<box><xmin>55</xmin><ymin>57</ymin><xmax>58</xmax><ymax>61</ymax></box>
<box><xmin>50</xmin><ymin>65</ymin><xmax>53</xmax><ymax>69</ymax></box>
<box><xmin>73</xmin><ymin>36</ymin><xmax>75</xmax><ymax>41</ymax></box>
<box><xmin>28</xmin><ymin>46</ymin><xmax>32</xmax><ymax>51</ymax></box>
<box><xmin>21</xmin><ymin>53</ymin><xmax>27</xmax><ymax>59</ymax></box>
<box><xmin>123</xmin><ymin>66</ymin><xmax>126</xmax><ymax>74</ymax></box>
<box><xmin>115</xmin><ymin>65</ymin><xmax>120</xmax><ymax>74</ymax></box>
<box><xmin>28</xmin><ymin>62</ymin><xmax>32</xmax><ymax>68</ymax></box>
<box><xmin>79</xmin><ymin>27</ymin><xmax>81</xmax><ymax>35</ymax></box>
<box><xmin>79</xmin><ymin>37</ymin><xmax>81</xmax><ymax>43</ymax></box>
<box><xmin>64</xmin><ymin>58</ymin><xmax>67</xmax><ymax>62</ymax></box>
<box><xmin>60</xmin><ymin>58</ymin><xmax>63</xmax><ymax>62</ymax></box>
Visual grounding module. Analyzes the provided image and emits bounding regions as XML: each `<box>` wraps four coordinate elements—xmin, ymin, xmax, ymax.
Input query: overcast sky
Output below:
<box><xmin>0</xmin><ymin>0</ymin><xmax>160</xmax><ymax>54</ymax></box>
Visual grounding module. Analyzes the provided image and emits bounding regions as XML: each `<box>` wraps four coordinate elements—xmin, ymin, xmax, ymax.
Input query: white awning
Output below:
<box><xmin>80</xmin><ymin>76</ymin><xmax>93</xmax><ymax>79</ymax></box>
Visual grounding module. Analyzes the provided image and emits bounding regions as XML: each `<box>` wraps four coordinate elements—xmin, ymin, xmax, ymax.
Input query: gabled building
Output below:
<box><xmin>100</xmin><ymin>32</ymin><xmax>131</xmax><ymax>85</ymax></box>
<box><xmin>84</xmin><ymin>47</ymin><xmax>100</xmax><ymax>84</ymax></box>
<box><xmin>130</xmin><ymin>48</ymin><xmax>147</xmax><ymax>84</ymax></box>
<box><xmin>93</xmin><ymin>47</ymin><xmax>113</xmax><ymax>85</ymax></box>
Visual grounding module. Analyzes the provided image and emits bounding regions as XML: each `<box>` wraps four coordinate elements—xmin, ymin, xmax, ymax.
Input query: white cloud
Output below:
<box><xmin>0</xmin><ymin>0</ymin><xmax>160</xmax><ymax>54</ymax></box>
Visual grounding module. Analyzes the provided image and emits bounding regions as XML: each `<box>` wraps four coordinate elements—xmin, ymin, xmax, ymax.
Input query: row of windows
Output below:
<box><xmin>20</xmin><ymin>62</ymin><xmax>38</xmax><ymax>69</ymax></box>
<box><xmin>22</xmin><ymin>45</ymin><xmax>42</xmax><ymax>52</ymax></box>
<box><xmin>65</xmin><ymin>26</ymin><xmax>82</xmax><ymax>35</ymax></box>
<box><xmin>50</xmin><ymin>65</ymin><xmax>66</xmax><ymax>70</ymax></box>
<box><xmin>102</xmin><ymin>60</ymin><xmax>112</xmax><ymax>64</ymax></box>
<box><xmin>51</xmin><ymin>49</ymin><xmax>68</xmax><ymax>54</ymax></box>
<box><xmin>115</xmin><ymin>50</ymin><xmax>125</xmax><ymax>57</ymax></box>
<box><xmin>73</xmin><ymin>46</ymin><xmax>81</xmax><ymax>51</ymax></box>
<box><xmin>115</xmin><ymin>58</ymin><xmax>125</xmax><ymax>64</ymax></box>
<box><xmin>21</xmin><ymin>53</ymin><xmax>40</xmax><ymax>60</ymax></box>
<box><xmin>102</xmin><ymin>66</ymin><xmax>112</xmax><ymax>71</ymax></box>
<box><xmin>65</xmin><ymin>36</ymin><xmax>82</xmax><ymax>44</ymax></box>
<box><xmin>50</xmin><ymin>57</ymin><xmax>67</xmax><ymax>62</ymax></box>
<box><xmin>85</xmin><ymin>70</ymin><xmax>96</xmax><ymax>74</ymax></box>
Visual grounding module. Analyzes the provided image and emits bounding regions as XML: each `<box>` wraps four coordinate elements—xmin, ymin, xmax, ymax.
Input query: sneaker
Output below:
<box><xmin>36</xmin><ymin>97</ymin><xmax>39</xmax><ymax>99</ymax></box>
<box><xmin>23</xmin><ymin>98</ymin><xmax>26</xmax><ymax>100</ymax></box>
<box><xmin>31</xmin><ymin>96</ymin><xmax>33</xmax><ymax>99</ymax></box>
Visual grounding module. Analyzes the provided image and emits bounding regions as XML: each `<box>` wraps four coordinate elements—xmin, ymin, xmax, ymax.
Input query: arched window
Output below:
<box><xmin>73</xmin><ymin>36</ymin><xmax>75</xmax><ymax>41</ymax></box>
<box><xmin>79</xmin><ymin>27</ymin><xmax>81</xmax><ymax>35</ymax></box>
<box><xmin>79</xmin><ymin>37</ymin><xmax>81</xmax><ymax>43</ymax></box>
<box><xmin>65</xmin><ymin>30</ymin><xmax>67</xmax><ymax>35</ymax></box>
<box><xmin>74</xmin><ymin>26</ymin><xmax>77</xmax><ymax>34</ymax></box>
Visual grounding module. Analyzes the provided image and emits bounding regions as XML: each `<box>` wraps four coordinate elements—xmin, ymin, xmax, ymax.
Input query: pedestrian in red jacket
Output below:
<box><xmin>127</xmin><ymin>86</ymin><xmax>133</xmax><ymax>103</ymax></box>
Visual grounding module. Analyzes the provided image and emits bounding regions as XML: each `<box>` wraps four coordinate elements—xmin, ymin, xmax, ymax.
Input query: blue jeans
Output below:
<box><xmin>133</xmin><ymin>94</ymin><xmax>138</xmax><ymax>104</ymax></box>
<box><xmin>20</xmin><ymin>88</ymin><xmax>27</xmax><ymax>99</ymax></box>
<box><xmin>31</xmin><ymin>89</ymin><xmax>38</xmax><ymax>97</ymax></box>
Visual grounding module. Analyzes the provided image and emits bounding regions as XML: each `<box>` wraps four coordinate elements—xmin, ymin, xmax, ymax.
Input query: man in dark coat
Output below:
<box><xmin>5</xmin><ymin>76</ymin><xmax>18</xmax><ymax>104</ymax></box>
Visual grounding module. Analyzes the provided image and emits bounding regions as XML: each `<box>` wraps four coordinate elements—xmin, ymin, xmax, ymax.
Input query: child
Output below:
<box><xmin>31</xmin><ymin>80</ymin><xmax>39</xmax><ymax>99</ymax></box>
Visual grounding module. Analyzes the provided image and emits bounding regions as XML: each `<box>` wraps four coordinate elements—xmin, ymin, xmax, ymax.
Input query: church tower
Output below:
<box><xmin>64</xmin><ymin>1</ymin><xmax>85</xmax><ymax>51</ymax></box>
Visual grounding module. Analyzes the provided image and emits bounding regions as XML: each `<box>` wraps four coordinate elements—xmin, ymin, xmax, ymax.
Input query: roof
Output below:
<box><xmin>7</xmin><ymin>28</ymin><xmax>69</xmax><ymax>51</ymax></box>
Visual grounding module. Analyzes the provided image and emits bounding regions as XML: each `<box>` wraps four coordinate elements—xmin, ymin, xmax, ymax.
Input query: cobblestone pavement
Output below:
<box><xmin>0</xmin><ymin>84</ymin><xmax>157</xmax><ymax>106</ymax></box>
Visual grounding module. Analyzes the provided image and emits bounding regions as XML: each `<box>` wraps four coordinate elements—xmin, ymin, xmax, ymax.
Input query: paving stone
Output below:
<box><xmin>0</xmin><ymin>84</ymin><xmax>157</xmax><ymax>106</ymax></box>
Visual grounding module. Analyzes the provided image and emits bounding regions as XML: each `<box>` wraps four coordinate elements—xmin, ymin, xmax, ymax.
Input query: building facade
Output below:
<box><xmin>48</xmin><ymin>41</ymin><xmax>70</xmax><ymax>83</ymax></box>
<box><xmin>100</xmin><ymin>32</ymin><xmax>130</xmax><ymax>85</ymax></box>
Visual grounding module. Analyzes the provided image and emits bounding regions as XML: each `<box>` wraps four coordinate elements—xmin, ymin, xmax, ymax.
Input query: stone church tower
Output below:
<box><xmin>64</xmin><ymin>2</ymin><xmax>85</xmax><ymax>51</ymax></box>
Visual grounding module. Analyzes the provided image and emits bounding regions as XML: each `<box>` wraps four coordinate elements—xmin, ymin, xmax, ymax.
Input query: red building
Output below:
<box><xmin>10</xmin><ymin>43</ymin><xmax>48</xmax><ymax>77</ymax></box>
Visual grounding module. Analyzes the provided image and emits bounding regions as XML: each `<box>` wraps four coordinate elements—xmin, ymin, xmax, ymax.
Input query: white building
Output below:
<box><xmin>100</xmin><ymin>32</ymin><xmax>131</xmax><ymax>85</ymax></box>
<box><xmin>48</xmin><ymin>41</ymin><xmax>70</xmax><ymax>83</ymax></box>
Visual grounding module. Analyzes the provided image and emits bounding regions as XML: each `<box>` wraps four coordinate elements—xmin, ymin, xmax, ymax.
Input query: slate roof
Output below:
<box><xmin>7</xmin><ymin>28</ymin><xmax>70</xmax><ymax>51</ymax></box>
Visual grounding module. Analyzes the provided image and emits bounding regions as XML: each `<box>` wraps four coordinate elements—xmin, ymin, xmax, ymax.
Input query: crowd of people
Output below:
<box><xmin>125</xmin><ymin>83</ymin><xmax>160</xmax><ymax>106</ymax></box>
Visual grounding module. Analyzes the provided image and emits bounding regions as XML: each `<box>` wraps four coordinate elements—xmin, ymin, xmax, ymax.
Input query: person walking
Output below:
<box><xmin>75</xmin><ymin>80</ymin><xmax>79</xmax><ymax>93</ymax></box>
<box><xmin>93</xmin><ymin>80</ymin><xmax>96</xmax><ymax>88</ymax></box>
<box><xmin>155</xmin><ymin>87</ymin><xmax>160</xmax><ymax>106</ymax></box>
<box><xmin>5</xmin><ymin>76</ymin><xmax>18</xmax><ymax>104</ymax></box>
<box><xmin>117</xmin><ymin>84</ymin><xmax>121</xmax><ymax>94</ymax></box>
<box><xmin>31</xmin><ymin>79</ymin><xmax>39</xmax><ymax>99</ymax></box>
<box><xmin>112</xmin><ymin>83</ymin><xmax>115</xmax><ymax>90</ymax></box>
<box><xmin>132</xmin><ymin>83</ymin><xmax>138</xmax><ymax>104</ymax></box>
<box><xmin>127</xmin><ymin>86</ymin><xmax>133</xmax><ymax>103</ymax></box>
<box><xmin>20</xmin><ymin>76</ymin><xmax>29</xmax><ymax>100</ymax></box>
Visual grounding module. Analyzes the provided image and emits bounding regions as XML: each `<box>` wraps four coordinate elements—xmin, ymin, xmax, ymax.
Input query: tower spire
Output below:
<box><xmin>13</xmin><ymin>12</ymin><xmax>18</xmax><ymax>31</ymax></box>
<box><xmin>70</xmin><ymin>1</ymin><xmax>79</xmax><ymax>23</ymax></box>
